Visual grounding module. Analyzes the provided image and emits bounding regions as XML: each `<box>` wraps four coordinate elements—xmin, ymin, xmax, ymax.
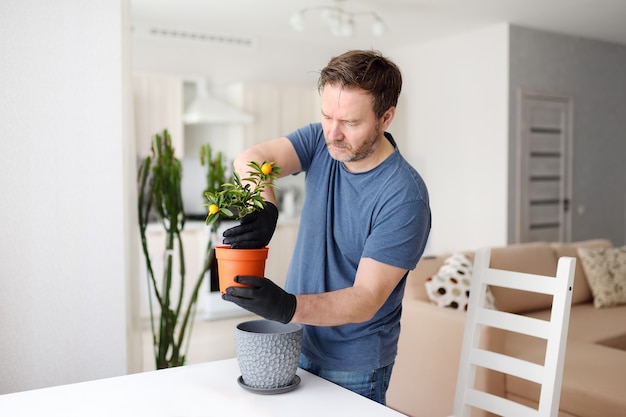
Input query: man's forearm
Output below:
<box><xmin>290</xmin><ymin>259</ymin><xmax>408</xmax><ymax>326</ymax></box>
<box><xmin>291</xmin><ymin>286</ymin><xmax>381</xmax><ymax>326</ymax></box>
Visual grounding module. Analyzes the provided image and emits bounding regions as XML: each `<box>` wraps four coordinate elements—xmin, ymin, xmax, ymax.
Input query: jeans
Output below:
<box><xmin>298</xmin><ymin>354</ymin><xmax>394</xmax><ymax>405</ymax></box>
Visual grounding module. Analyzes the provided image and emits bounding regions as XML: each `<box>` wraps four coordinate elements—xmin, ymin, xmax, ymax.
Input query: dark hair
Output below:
<box><xmin>318</xmin><ymin>50</ymin><xmax>402</xmax><ymax>119</ymax></box>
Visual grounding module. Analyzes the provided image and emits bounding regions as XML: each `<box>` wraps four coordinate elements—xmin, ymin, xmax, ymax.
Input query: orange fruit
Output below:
<box><xmin>261</xmin><ymin>163</ymin><xmax>272</xmax><ymax>175</ymax></box>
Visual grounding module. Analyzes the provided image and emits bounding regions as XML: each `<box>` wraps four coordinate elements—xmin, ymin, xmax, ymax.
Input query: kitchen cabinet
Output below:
<box><xmin>137</xmin><ymin>223</ymin><xmax>210</xmax><ymax>321</ymax></box>
<box><xmin>242</xmin><ymin>83</ymin><xmax>319</xmax><ymax>147</ymax></box>
<box><xmin>133</xmin><ymin>73</ymin><xmax>184</xmax><ymax>158</ymax></box>
<box><xmin>279</xmin><ymin>86</ymin><xmax>321</xmax><ymax>134</ymax></box>
<box><xmin>132</xmin><ymin>79</ymin><xmax>318</xmax><ymax>158</ymax></box>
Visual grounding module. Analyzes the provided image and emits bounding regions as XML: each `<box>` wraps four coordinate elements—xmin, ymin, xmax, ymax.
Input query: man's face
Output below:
<box><xmin>320</xmin><ymin>83</ymin><xmax>383</xmax><ymax>164</ymax></box>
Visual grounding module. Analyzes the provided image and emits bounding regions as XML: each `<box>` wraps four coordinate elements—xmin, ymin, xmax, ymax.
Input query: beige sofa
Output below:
<box><xmin>387</xmin><ymin>239</ymin><xmax>626</xmax><ymax>417</ymax></box>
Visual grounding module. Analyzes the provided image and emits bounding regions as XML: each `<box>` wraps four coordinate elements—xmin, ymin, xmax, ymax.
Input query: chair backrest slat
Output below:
<box><xmin>451</xmin><ymin>247</ymin><xmax>576</xmax><ymax>417</ymax></box>
<box><xmin>465</xmin><ymin>389</ymin><xmax>540</xmax><ymax>417</ymax></box>
<box><xmin>469</xmin><ymin>348</ymin><xmax>544</xmax><ymax>383</ymax></box>
<box><xmin>476</xmin><ymin>308</ymin><xmax>550</xmax><ymax>339</ymax></box>
<box><xmin>483</xmin><ymin>268</ymin><xmax>560</xmax><ymax>295</ymax></box>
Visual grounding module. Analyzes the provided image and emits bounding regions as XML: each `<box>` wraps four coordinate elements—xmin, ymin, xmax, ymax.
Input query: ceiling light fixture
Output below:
<box><xmin>289</xmin><ymin>0</ymin><xmax>386</xmax><ymax>37</ymax></box>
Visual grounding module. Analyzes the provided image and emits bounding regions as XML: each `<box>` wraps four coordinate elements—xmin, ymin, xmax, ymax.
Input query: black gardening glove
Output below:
<box><xmin>222</xmin><ymin>276</ymin><xmax>297</xmax><ymax>324</ymax></box>
<box><xmin>222</xmin><ymin>202</ymin><xmax>279</xmax><ymax>249</ymax></box>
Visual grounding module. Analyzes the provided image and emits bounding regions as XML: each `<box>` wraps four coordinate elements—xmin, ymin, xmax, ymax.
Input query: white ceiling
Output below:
<box><xmin>131</xmin><ymin>0</ymin><xmax>626</xmax><ymax>86</ymax></box>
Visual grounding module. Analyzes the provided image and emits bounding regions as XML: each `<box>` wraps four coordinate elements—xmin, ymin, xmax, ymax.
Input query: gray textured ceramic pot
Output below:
<box><xmin>235</xmin><ymin>320</ymin><xmax>303</xmax><ymax>389</ymax></box>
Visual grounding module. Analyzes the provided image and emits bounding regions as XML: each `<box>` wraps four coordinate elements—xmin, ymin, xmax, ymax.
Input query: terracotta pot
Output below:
<box><xmin>215</xmin><ymin>245</ymin><xmax>269</xmax><ymax>294</ymax></box>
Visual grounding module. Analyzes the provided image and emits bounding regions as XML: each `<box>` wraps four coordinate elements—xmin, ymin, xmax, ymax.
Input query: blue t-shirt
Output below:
<box><xmin>285</xmin><ymin>123</ymin><xmax>431</xmax><ymax>371</ymax></box>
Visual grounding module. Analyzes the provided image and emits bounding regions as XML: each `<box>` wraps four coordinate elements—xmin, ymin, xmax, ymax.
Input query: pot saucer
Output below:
<box><xmin>237</xmin><ymin>375</ymin><xmax>301</xmax><ymax>395</ymax></box>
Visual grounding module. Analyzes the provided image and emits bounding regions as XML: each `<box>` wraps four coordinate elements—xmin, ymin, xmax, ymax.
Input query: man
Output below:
<box><xmin>221</xmin><ymin>49</ymin><xmax>431</xmax><ymax>405</ymax></box>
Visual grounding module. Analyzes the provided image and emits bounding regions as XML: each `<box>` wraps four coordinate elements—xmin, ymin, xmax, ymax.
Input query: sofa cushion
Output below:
<box><xmin>506</xmin><ymin>340</ymin><xmax>626</xmax><ymax>417</ymax></box>
<box><xmin>408</xmin><ymin>255</ymin><xmax>449</xmax><ymax>302</ymax></box>
<box><xmin>551</xmin><ymin>239</ymin><xmax>613</xmax><ymax>305</ymax></box>
<box><xmin>524</xmin><ymin>304</ymin><xmax>626</xmax><ymax>345</ymax></box>
<box><xmin>424</xmin><ymin>253</ymin><xmax>495</xmax><ymax>311</ymax></box>
<box><xmin>577</xmin><ymin>246</ymin><xmax>626</xmax><ymax>308</ymax></box>
<box><xmin>488</xmin><ymin>242</ymin><xmax>557</xmax><ymax>313</ymax></box>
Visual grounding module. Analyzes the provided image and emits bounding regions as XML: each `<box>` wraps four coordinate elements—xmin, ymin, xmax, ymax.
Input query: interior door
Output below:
<box><xmin>516</xmin><ymin>91</ymin><xmax>573</xmax><ymax>243</ymax></box>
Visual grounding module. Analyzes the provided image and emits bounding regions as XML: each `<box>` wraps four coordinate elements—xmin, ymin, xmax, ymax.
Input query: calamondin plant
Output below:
<box><xmin>204</xmin><ymin>161</ymin><xmax>281</xmax><ymax>226</ymax></box>
<box><xmin>207</xmin><ymin>160</ymin><xmax>296</xmax><ymax>323</ymax></box>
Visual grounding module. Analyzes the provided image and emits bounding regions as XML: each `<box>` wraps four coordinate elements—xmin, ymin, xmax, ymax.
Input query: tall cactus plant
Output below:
<box><xmin>137</xmin><ymin>129</ymin><xmax>209</xmax><ymax>369</ymax></box>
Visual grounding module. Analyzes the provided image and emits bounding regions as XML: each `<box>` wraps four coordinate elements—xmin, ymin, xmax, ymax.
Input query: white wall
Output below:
<box><xmin>0</xmin><ymin>0</ymin><xmax>133</xmax><ymax>393</ymax></box>
<box><xmin>393</xmin><ymin>24</ymin><xmax>510</xmax><ymax>254</ymax></box>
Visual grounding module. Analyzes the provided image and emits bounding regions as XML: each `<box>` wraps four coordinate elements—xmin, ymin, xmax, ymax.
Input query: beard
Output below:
<box><xmin>326</xmin><ymin>122</ymin><xmax>382</xmax><ymax>163</ymax></box>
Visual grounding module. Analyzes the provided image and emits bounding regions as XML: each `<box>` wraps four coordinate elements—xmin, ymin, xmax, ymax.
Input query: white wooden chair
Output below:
<box><xmin>450</xmin><ymin>247</ymin><xmax>576</xmax><ymax>417</ymax></box>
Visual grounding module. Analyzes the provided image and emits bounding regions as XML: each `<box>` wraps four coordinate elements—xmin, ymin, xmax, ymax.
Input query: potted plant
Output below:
<box><xmin>137</xmin><ymin>129</ymin><xmax>210</xmax><ymax>369</ymax></box>
<box><xmin>204</xmin><ymin>161</ymin><xmax>281</xmax><ymax>293</ymax></box>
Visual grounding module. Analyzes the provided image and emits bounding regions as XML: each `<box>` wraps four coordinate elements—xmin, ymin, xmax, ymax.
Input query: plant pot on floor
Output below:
<box><xmin>215</xmin><ymin>245</ymin><xmax>269</xmax><ymax>294</ymax></box>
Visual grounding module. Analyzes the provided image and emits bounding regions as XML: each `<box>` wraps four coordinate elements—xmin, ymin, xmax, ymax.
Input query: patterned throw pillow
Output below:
<box><xmin>425</xmin><ymin>253</ymin><xmax>496</xmax><ymax>311</ymax></box>
<box><xmin>577</xmin><ymin>246</ymin><xmax>626</xmax><ymax>308</ymax></box>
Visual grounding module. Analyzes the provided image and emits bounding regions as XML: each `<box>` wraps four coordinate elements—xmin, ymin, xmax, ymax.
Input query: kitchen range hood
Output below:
<box><xmin>183</xmin><ymin>79</ymin><xmax>253</xmax><ymax>125</ymax></box>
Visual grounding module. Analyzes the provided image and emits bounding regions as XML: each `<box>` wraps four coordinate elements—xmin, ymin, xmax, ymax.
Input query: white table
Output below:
<box><xmin>0</xmin><ymin>358</ymin><xmax>407</xmax><ymax>416</ymax></box>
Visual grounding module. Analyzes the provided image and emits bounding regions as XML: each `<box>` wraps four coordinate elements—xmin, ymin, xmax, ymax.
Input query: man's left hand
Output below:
<box><xmin>222</xmin><ymin>275</ymin><xmax>296</xmax><ymax>324</ymax></box>
<box><xmin>223</xmin><ymin>202</ymin><xmax>278</xmax><ymax>249</ymax></box>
